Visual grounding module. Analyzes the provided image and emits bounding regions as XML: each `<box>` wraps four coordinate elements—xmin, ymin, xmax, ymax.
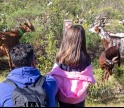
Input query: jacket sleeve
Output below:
<box><xmin>43</xmin><ymin>75</ymin><xmax>58</xmax><ymax>107</ymax></box>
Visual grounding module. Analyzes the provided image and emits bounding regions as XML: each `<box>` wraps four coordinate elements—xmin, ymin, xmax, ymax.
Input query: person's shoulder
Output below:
<box><xmin>45</xmin><ymin>75</ymin><xmax>57</xmax><ymax>83</ymax></box>
<box><xmin>0</xmin><ymin>81</ymin><xmax>7</xmax><ymax>88</ymax></box>
<box><xmin>0</xmin><ymin>80</ymin><xmax>15</xmax><ymax>89</ymax></box>
<box><xmin>0</xmin><ymin>82</ymin><xmax>4</xmax><ymax>89</ymax></box>
<box><xmin>0</xmin><ymin>80</ymin><xmax>15</xmax><ymax>95</ymax></box>
<box><xmin>43</xmin><ymin>75</ymin><xmax>58</xmax><ymax>93</ymax></box>
<box><xmin>44</xmin><ymin>75</ymin><xmax>58</xmax><ymax>88</ymax></box>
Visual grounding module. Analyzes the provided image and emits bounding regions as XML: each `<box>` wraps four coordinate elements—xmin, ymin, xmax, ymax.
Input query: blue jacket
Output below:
<box><xmin>0</xmin><ymin>67</ymin><xmax>58</xmax><ymax>107</ymax></box>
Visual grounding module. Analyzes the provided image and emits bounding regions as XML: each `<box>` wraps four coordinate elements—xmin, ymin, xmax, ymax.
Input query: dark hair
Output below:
<box><xmin>56</xmin><ymin>25</ymin><xmax>91</xmax><ymax>66</ymax></box>
<box><xmin>10</xmin><ymin>43</ymin><xmax>34</xmax><ymax>68</ymax></box>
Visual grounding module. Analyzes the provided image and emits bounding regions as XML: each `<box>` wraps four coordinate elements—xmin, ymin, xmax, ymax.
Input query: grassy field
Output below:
<box><xmin>0</xmin><ymin>0</ymin><xmax>124</xmax><ymax>107</ymax></box>
<box><xmin>86</xmin><ymin>102</ymin><xmax>124</xmax><ymax>107</ymax></box>
<box><xmin>85</xmin><ymin>68</ymin><xmax>124</xmax><ymax>107</ymax></box>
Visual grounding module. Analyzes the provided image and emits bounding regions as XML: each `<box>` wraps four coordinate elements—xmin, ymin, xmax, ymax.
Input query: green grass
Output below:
<box><xmin>0</xmin><ymin>0</ymin><xmax>124</xmax><ymax>106</ymax></box>
<box><xmin>86</xmin><ymin>102</ymin><xmax>124</xmax><ymax>107</ymax></box>
<box><xmin>85</xmin><ymin>67</ymin><xmax>124</xmax><ymax>107</ymax></box>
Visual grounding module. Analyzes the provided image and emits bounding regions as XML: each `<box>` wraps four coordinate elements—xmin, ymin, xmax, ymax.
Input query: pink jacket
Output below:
<box><xmin>47</xmin><ymin>63</ymin><xmax>95</xmax><ymax>104</ymax></box>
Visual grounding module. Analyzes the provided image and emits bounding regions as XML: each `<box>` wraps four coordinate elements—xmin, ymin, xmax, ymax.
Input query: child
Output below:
<box><xmin>47</xmin><ymin>25</ymin><xmax>96</xmax><ymax>107</ymax></box>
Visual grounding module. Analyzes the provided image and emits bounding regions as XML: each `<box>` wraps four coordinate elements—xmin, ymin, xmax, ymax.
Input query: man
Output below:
<box><xmin>0</xmin><ymin>43</ymin><xmax>58</xmax><ymax>107</ymax></box>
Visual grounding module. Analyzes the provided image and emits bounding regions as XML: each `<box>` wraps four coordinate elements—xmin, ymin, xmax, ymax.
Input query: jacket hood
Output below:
<box><xmin>48</xmin><ymin>63</ymin><xmax>96</xmax><ymax>104</ymax></box>
<box><xmin>49</xmin><ymin>63</ymin><xmax>95</xmax><ymax>83</ymax></box>
<box><xmin>7</xmin><ymin>67</ymin><xmax>41</xmax><ymax>84</ymax></box>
